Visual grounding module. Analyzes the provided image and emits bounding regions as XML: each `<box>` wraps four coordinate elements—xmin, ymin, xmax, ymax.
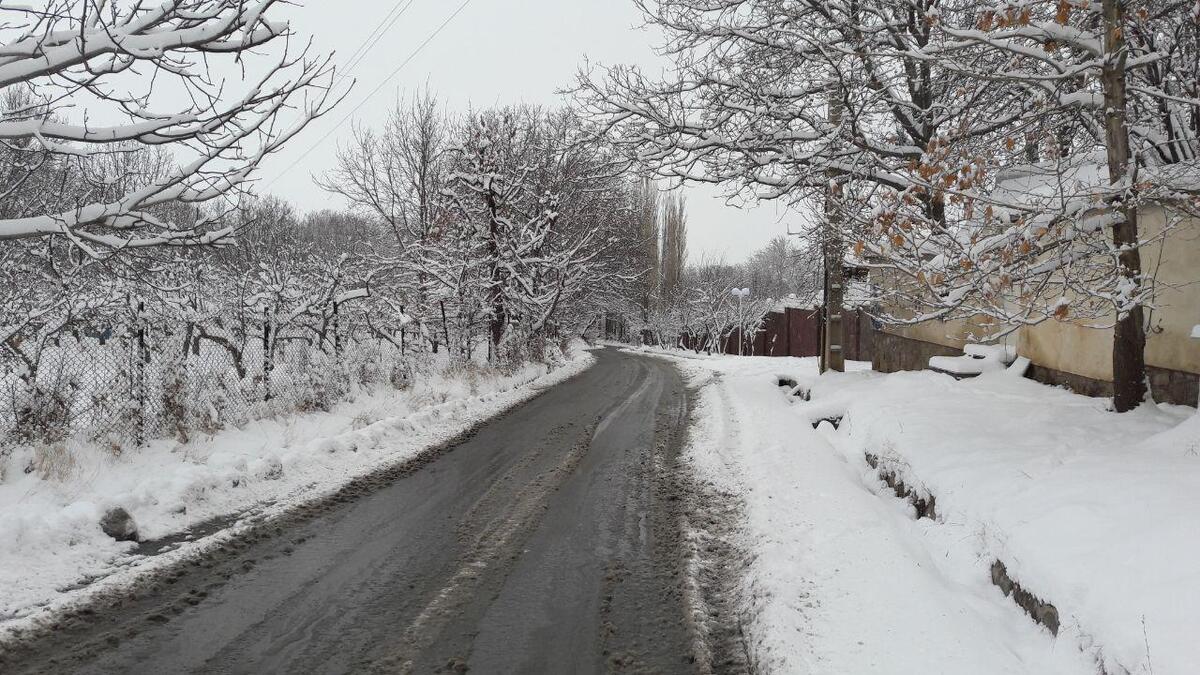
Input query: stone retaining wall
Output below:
<box><xmin>864</xmin><ymin>452</ymin><xmax>1064</xmax><ymax>640</ymax></box>
<box><xmin>871</xmin><ymin>331</ymin><xmax>964</xmax><ymax>374</ymax></box>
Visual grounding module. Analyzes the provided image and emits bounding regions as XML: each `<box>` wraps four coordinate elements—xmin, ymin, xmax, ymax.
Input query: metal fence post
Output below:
<box><xmin>263</xmin><ymin>308</ymin><xmax>272</xmax><ymax>403</ymax></box>
<box><xmin>135</xmin><ymin>301</ymin><xmax>146</xmax><ymax>447</ymax></box>
<box><xmin>440</xmin><ymin>300</ymin><xmax>451</xmax><ymax>356</ymax></box>
<box><xmin>333</xmin><ymin>300</ymin><xmax>341</xmax><ymax>355</ymax></box>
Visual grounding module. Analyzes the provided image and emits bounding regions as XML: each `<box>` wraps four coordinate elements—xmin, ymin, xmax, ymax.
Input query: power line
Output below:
<box><xmin>264</xmin><ymin>0</ymin><xmax>472</xmax><ymax>190</ymax></box>
<box><xmin>335</xmin><ymin>0</ymin><xmax>418</xmax><ymax>87</ymax></box>
<box><xmin>339</xmin><ymin>0</ymin><xmax>412</xmax><ymax>71</ymax></box>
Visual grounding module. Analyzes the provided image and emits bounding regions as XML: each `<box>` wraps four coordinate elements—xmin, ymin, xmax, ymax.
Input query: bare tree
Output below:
<box><xmin>577</xmin><ymin>0</ymin><xmax>1200</xmax><ymax>409</ymax></box>
<box><xmin>320</xmin><ymin>87</ymin><xmax>449</xmax><ymax>244</ymax></box>
<box><xmin>0</xmin><ymin>0</ymin><xmax>337</xmax><ymax>255</ymax></box>
<box><xmin>634</xmin><ymin>178</ymin><xmax>661</xmax><ymax>325</ymax></box>
<box><xmin>893</xmin><ymin>0</ymin><xmax>1200</xmax><ymax>410</ymax></box>
<box><xmin>660</xmin><ymin>189</ymin><xmax>688</xmax><ymax>309</ymax></box>
<box><xmin>320</xmin><ymin>88</ymin><xmax>455</xmax><ymax>351</ymax></box>
<box><xmin>321</xmin><ymin>94</ymin><xmax>648</xmax><ymax>359</ymax></box>
<box><xmin>745</xmin><ymin>235</ymin><xmax>821</xmax><ymax>304</ymax></box>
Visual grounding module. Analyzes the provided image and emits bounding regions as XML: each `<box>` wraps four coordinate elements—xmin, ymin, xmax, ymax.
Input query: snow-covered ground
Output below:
<box><xmin>645</xmin><ymin>348</ymin><xmax>1197</xmax><ymax>674</ymax></box>
<box><xmin>0</xmin><ymin>344</ymin><xmax>595</xmax><ymax>632</ymax></box>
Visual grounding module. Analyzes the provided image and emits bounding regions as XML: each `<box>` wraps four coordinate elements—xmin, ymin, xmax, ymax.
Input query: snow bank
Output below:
<box><xmin>666</xmin><ymin>354</ymin><xmax>1092</xmax><ymax>673</ymax></box>
<box><xmin>801</xmin><ymin>370</ymin><xmax>1197</xmax><ymax>674</ymax></box>
<box><xmin>776</xmin><ymin>361</ymin><xmax>1196</xmax><ymax>674</ymax></box>
<box><xmin>0</xmin><ymin>343</ymin><xmax>595</xmax><ymax>628</ymax></box>
<box><xmin>649</xmin><ymin>348</ymin><xmax>1196</xmax><ymax>673</ymax></box>
<box><xmin>928</xmin><ymin>343</ymin><xmax>1017</xmax><ymax>377</ymax></box>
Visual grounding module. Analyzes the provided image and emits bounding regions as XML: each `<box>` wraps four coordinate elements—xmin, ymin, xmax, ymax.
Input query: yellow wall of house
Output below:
<box><xmin>1145</xmin><ymin>209</ymin><xmax>1200</xmax><ymax>374</ymax></box>
<box><xmin>1018</xmin><ymin>319</ymin><xmax>1114</xmax><ymax>380</ymax></box>
<box><xmin>877</xmin><ymin>207</ymin><xmax>1200</xmax><ymax>379</ymax></box>
<box><xmin>1018</xmin><ymin>208</ymin><xmax>1200</xmax><ymax>379</ymax></box>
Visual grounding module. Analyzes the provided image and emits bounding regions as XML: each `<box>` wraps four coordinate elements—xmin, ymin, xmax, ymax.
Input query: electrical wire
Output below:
<box><xmin>263</xmin><ymin>0</ymin><xmax>472</xmax><ymax>190</ymax></box>
<box><xmin>334</xmin><ymin>0</ymin><xmax>418</xmax><ymax>88</ymax></box>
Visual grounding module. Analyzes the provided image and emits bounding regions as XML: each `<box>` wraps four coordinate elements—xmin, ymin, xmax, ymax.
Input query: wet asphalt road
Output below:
<box><xmin>3</xmin><ymin>348</ymin><xmax>706</xmax><ymax>674</ymax></box>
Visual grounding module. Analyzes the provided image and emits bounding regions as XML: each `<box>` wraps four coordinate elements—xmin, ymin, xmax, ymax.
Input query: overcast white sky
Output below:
<box><xmin>259</xmin><ymin>0</ymin><xmax>797</xmax><ymax>263</ymax></box>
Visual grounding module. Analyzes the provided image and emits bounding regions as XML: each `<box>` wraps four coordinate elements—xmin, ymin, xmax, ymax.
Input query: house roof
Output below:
<box><xmin>992</xmin><ymin>153</ymin><xmax>1111</xmax><ymax>206</ymax></box>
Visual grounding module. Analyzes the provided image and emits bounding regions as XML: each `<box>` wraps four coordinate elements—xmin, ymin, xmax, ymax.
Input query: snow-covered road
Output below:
<box><xmin>1</xmin><ymin>348</ymin><xmax>723</xmax><ymax>673</ymax></box>
<box><xmin>8</xmin><ymin>344</ymin><xmax>1194</xmax><ymax>674</ymax></box>
<box><xmin>0</xmin><ymin>347</ymin><xmax>594</xmax><ymax>628</ymax></box>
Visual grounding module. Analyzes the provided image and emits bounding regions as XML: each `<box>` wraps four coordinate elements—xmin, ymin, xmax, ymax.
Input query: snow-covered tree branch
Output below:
<box><xmin>0</xmin><ymin>0</ymin><xmax>338</xmax><ymax>254</ymax></box>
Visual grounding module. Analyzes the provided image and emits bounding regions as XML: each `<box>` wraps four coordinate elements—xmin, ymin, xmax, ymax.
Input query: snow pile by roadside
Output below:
<box><xmin>798</xmin><ymin>367</ymin><xmax>1197</xmax><ymax>675</ymax></box>
<box><xmin>0</xmin><ymin>343</ymin><xmax>595</xmax><ymax>627</ymax></box>
<box><xmin>666</xmin><ymin>354</ymin><xmax>1095</xmax><ymax>674</ymax></box>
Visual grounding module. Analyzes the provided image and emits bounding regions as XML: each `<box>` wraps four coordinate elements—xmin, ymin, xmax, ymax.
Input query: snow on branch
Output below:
<box><xmin>0</xmin><ymin>0</ymin><xmax>339</xmax><ymax>255</ymax></box>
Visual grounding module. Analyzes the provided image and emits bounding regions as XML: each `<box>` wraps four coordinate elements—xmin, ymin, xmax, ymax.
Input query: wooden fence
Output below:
<box><xmin>681</xmin><ymin>307</ymin><xmax>876</xmax><ymax>362</ymax></box>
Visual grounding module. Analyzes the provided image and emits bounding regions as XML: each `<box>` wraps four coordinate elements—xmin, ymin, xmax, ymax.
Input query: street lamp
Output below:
<box><xmin>731</xmin><ymin>287</ymin><xmax>751</xmax><ymax>356</ymax></box>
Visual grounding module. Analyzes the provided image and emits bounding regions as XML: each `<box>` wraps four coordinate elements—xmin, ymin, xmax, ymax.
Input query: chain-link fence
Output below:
<box><xmin>1</xmin><ymin>312</ymin><xmax>411</xmax><ymax>457</ymax></box>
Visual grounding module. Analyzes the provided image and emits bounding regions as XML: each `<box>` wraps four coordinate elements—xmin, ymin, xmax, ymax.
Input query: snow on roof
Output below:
<box><xmin>770</xmin><ymin>293</ymin><xmax>820</xmax><ymax>312</ymax></box>
<box><xmin>992</xmin><ymin>153</ymin><xmax>1111</xmax><ymax>205</ymax></box>
<box><xmin>991</xmin><ymin>151</ymin><xmax>1200</xmax><ymax>219</ymax></box>
<box><xmin>766</xmin><ymin>280</ymin><xmax>876</xmax><ymax>314</ymax></box>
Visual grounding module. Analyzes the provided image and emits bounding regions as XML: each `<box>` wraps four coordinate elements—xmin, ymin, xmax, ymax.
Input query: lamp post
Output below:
<box><xmin>731</xmin><ymin>287</ymin><xmax>751</xmax><ymax>356</ymax></box>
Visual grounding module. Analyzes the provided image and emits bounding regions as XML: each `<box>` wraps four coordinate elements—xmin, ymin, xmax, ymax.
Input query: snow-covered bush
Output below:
<box><xmin>157</xmin><ymin>345</ymin><xmax>236</xmax><ymax>443</ymax></box>
<box><xmin>30</xmin><ymin>441</ymin><xmax>76</xmax><ymax>482</ymax></box>
<box><xmin>8</xmin><ymin>363</ymin><xmax>75</xmax><ymax>449</ymax></box>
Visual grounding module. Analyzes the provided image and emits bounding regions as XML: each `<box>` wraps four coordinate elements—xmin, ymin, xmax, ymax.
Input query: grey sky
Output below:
<box><xmin>260</xmin><ymin>0</ymin><xmax>797</xmax><ymax>263</ymax></box>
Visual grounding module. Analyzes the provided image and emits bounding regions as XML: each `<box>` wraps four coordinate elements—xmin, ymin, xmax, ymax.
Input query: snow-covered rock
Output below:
<box><xmin>251</xmin><ymin>455</ymin><xmax>284</xmax><ymax>481</ymax></box>
<box><xmin>99</xmin><ymin>507</ymin><xmax>139</xmax><ymax>543</ymax></box>
<box><xmin>929</xmin><ymin>343</ymin><xmax>1016</xmax><ymax>377</ymax></box>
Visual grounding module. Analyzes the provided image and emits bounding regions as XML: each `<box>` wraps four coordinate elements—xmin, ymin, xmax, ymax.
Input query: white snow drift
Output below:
<box><xmin>652</xmin><ymin>349</ymin><xmax>1197</xmax><ymax>675</ymax></box>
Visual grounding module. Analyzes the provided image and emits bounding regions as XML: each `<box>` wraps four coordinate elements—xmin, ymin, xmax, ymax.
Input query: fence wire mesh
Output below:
<box><xmin>1</xmin><ymin>316</ymin><xmax>410</xmax><ymax>457</ymax></box>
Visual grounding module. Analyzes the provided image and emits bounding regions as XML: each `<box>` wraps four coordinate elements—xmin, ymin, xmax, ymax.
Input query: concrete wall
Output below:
<box><xmin>885</xmin><ymin>316</ymin><xmax>1001</xmax><ymax>351</ymax></box>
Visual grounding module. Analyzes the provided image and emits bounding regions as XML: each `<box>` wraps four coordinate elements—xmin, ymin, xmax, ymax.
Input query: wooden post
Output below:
<box><xmin>785</xmin><ymin>308</ymin><xmax>792</xmax><ymax>357</ymax></box>
<box><xmin>823</xmin><ymin>81</ymin><xmax>846</xmax><ymax>373</ymax></box>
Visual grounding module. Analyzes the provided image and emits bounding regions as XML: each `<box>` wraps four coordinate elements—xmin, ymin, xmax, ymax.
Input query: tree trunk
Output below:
<box><xmin>487</xmin><ymin>189</ymin><xmax>507</xmax><ymax>350</ymax></box>
<box><xmin>1102</xmin><ymin>0</ymin><xmax>1147</xmax><ymax>412</ymax></box>
<box><xmin>440</xmin><ymin>300</ymin><xmax>451</xmax><ymax>356</ymax></box>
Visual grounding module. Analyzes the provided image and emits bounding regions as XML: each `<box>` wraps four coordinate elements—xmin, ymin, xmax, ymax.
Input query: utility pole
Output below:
<box><xmin>823</xmin><ymin>80</ymin><xmax>846</xmax><ymax>373</ymax></box>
